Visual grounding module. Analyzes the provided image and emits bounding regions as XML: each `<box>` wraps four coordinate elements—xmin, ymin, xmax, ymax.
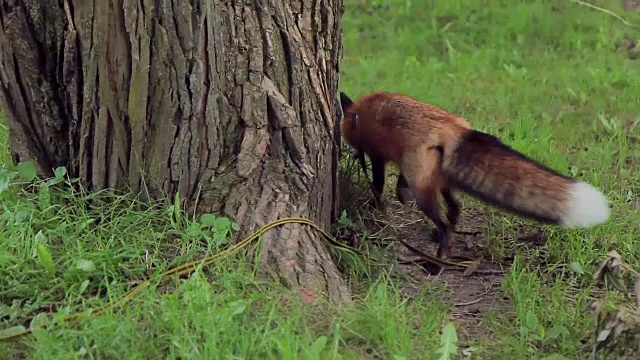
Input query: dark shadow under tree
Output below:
<box><xmin>0</xmin><ymin>0</ymin><xmax>350</xmax><ymax>302</ymax></box>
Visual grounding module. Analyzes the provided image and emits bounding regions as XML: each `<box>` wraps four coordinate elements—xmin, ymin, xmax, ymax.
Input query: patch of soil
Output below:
<box><xmin>376</xmin><ymin>200</ymin><xmax>510</xmax><ymax>343</ymax></box>
<box><xmin>340</xmin><ymin>175</ymin><xmax>547</xmax><ymax>344</ymax></box>
<box><xmin>632</xmin><ymin>195</ymin><xmax>640</xmax><ymax>210</ymax></box>
<box><xmin>622</xmin><ymin>0</ymin><xmax>640</xmax><ymax>12</ymax></box>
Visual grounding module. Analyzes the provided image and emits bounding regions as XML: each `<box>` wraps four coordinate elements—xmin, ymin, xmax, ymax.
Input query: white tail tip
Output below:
<box><xmin>559</xmin><ymin>182</ymin><xmax>610</xmax><ymax>228</ymax></box>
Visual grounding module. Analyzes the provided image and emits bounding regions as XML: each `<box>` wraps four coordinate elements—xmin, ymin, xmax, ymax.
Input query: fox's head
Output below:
<box><xmin>338</xmin><ymin>91</ymin><xmax>370</xmax><ymax>180</ymax></box>
<box><xmin>338</xmin><ymin>92</ymin><xmax>361</xmax><ymax>158</ymax></box>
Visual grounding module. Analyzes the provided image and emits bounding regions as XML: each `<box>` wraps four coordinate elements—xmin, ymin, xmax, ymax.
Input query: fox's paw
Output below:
<box><xmin>436</xmin><ymin>246</ymin><xmax>450</xmax><ymax>260</ymax></box>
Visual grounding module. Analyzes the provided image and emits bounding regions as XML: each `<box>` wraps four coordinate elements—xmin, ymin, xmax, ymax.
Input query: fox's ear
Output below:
<box><xmin>339</xmin><ymin>92</ymin><xmax>354</xmax><ymax>111</ymax></box>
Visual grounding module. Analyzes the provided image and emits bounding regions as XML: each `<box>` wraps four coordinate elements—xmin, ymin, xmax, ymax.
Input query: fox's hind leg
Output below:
<box><xmin>395</xmin><ymin>173</ymin><xmax>413</xmax><ymax>205</ymax></box>
<box><xmin>402</xmin><ymin>147</ymin><xmax>453</xmax><ymax>259</ymax></box>
<box><xmin>441</xmin><ymin>188</ymin><xmax>460</xmax><ymax>229</ymax></box>
<box><xmin>397</xmin><ymin>173</ymin><xmax>441</xmax><ymax>244</ymax></box>
<box><xmin>418</xmin><ymin>189</ymin><xmax>452</xmax><ymax>259</ymax></box>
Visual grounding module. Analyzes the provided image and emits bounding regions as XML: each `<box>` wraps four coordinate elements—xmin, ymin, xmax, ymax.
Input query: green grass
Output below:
<box><xmin>1</xmin><ymin>0</ymin><xmax>640</xmax><ymax>359</ymax></box>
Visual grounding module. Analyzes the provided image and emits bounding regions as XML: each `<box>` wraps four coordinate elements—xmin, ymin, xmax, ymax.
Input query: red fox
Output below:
<box><xmin>339</xmin><ymin>91</ymin><xmax>610</xmax><ymax>259</ymax></box>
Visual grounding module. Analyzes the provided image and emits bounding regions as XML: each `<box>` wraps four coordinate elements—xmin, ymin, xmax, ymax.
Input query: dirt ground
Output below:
<box><xmin>338</xmin><ymin>169</ymin><xmax>549</xmax><ymax>343</ymax></box>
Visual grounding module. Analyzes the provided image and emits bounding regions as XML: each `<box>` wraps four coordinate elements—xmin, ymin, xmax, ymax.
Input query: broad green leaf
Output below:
<box><xmin>546</xmin><ymin>324</ymin><xmax>570</xmax><ymax>340</ymax></box>
<box><xmin>0</xmin><ymin>325</ymin><xmax>27</xmax><ymax>339</ymax></box>
<box><xmin>34</xmin><ymin>230</ymin><xmax>47</xmax><ymax>244</ymax></box>
<box><xmin>569</xmin><ymin>261</ymin><xmax>584</xmax><ymax>274</ymax></box>
<box><xmin>200</xmin><ymin>214</ymin><xmax>217</xmax><ymax>227</ymax></box>
<box><xmin>214</xmin><ymin>217</ymin><xmax>231</xmax><ymax>232</ymax></box>
<box><xmin>35</xmin><ymin>240</ymin><xmax>55</xmax><ymax>275</ymax></box>
<box><xmin>525</xmin><ymin>310</ymin><xmax>539</xmax><ymax>330</ymax></box>
<box><xmin>53</xmin><ymin>166</ymin><xmax>67</xmax><ymax>179</ymax></box>
<box><xmin>309</xmin><ymin>335</ymin><xmax>328</xmax><ymax>357</ymax></box>
<box><xmin>78</xmin><ymin>279</ymin><xmax>91</xmax><ymax>294</ymax></box>
<box><xmin>29</xmin><ymin>312</ymin><xmax>50</xmax><ymax>330</ymax></box>
<box><xmin>16</xmin><ymin>161</ymin><xmax>37</xmax><ymax>181</ymax></box>
<box><xmin>75</xmin><ymin>259</ymin><xmax>96</xmax><ymax>272</ymax></box>
<box><xmin>436</xmin><ymin>322</ymin><xmax>458</xmax><ymax>360</ymax></box>
<box><xmin>228</xmin><ymin>300</ymin><xmax>247</xmax><ymax>317</ymax></box>
<box><xmin>0</xmin><ymin>178</ymin><xmax>9</xmax><ymax>195</ymax></box>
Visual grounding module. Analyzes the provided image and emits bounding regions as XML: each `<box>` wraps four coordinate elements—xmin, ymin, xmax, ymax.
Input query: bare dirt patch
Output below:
<box><xmin>622</xmin><ymin>0</ymin><xmax>640</xmax><ymax>12</ymax></box>
<box><xmin>366</xmin><ymin>199</ymin><xmax>511</xmax><ymax>343</ymax></box>
<box><xmin>338</xmin><ymin>170</ymin><xmax>548</xmax><ymax>343</ymax></box>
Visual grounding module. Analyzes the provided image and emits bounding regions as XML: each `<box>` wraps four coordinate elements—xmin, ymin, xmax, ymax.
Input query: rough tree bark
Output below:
<box><xmin>0</xmin><ymin>0</ymin><xmax>349</xmax><ymax>302</ymax></box>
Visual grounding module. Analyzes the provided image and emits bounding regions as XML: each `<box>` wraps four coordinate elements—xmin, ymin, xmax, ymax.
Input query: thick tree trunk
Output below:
<box><xmin>0</xmin><ymin>1</ymin><xmax>349</xmax><ymax>301</ymax></box>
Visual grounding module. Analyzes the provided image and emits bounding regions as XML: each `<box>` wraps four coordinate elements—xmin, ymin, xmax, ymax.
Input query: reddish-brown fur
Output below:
<box><xmin>339</xmin><ymin>91</ymin><xmax>578</xmax><ymax>259</ymax></box>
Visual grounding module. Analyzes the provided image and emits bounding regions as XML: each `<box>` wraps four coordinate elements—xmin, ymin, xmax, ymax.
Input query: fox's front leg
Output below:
<box><xmin>370</xmin><ymin>156</ymin><xmax>387</xmax><ymax>209</ymax></box>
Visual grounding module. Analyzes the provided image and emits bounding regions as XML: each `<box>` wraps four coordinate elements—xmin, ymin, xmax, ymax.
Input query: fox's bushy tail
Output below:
<box><xmin>442</xmin><ymin>130</ymin><xmax>610</xmax><ymax>228</ymax></box>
